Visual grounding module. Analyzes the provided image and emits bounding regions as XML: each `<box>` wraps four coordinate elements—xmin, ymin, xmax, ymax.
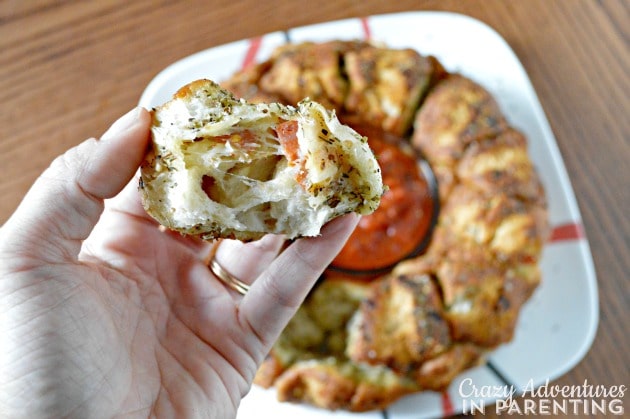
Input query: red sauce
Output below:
<box><xmin>331</xmin><ymin>125</ymin><xmax>434</xmax><ymax>274</ymax></box>
<box><xmin>276</xmin><ymin>120</ymin><xmax>299</xmax><ymax>162</ymax></box>
<box><xmin>275</xmin><ymin>120</ymin><xmax>310</xmax><ymax>186</ymax></box>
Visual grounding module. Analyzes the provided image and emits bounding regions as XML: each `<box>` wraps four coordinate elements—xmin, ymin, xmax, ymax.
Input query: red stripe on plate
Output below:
<box><xmin>549</xmin><ymin>222</ymin><xmax>584</xmax><ymax>242</ymax></box>
<box><xmin>441</xmin><ymin>391</ymin><xmax>454</xmax><ymax>417</ymax></box>
<box><xmin>241</xmin><ymin>36</ymin><xmax>263</xmax><ymax>70</ymax></box>
<box><xmin>360</xmin><ymin>16</ymin><xmax>371</xmax><ymax>40</ymax></box>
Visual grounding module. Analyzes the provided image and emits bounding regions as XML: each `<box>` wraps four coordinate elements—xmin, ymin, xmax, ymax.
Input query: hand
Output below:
<box><xmin>0</xmin><ymin>108</ymin><xmax>358</xmax><ymax>418</ymax></box>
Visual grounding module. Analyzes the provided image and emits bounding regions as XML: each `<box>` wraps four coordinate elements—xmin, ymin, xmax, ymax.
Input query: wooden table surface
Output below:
<box><xmin>1</xmin><ymin>0</ymin><xmax>628</xmax><ymax>417</ymax></box>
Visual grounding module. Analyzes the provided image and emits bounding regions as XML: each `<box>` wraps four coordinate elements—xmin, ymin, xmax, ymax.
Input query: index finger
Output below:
<box><xmin>238</xmin><ymin>213</ymin><xmax>359</xmax><ymax>348</ymax></box>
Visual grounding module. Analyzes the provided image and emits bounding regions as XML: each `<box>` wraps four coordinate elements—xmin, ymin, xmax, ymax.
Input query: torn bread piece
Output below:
<box><xmin>140</xmin><ymin>79</ymin><xmax>383</xmax><ymax>241</ymax></box>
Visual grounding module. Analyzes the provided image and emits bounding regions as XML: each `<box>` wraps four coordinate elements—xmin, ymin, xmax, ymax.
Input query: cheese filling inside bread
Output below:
<box><xmin>140</xmin><ymin>79</ymin><xmax>383</xmax><ymax>241</ymax></box>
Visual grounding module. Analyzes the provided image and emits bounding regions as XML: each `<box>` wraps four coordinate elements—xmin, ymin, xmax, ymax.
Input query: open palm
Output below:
<box><xmin>0</xmin><ymin>109</ymin><xmax>357</xmax><ymax>418</ymax></box>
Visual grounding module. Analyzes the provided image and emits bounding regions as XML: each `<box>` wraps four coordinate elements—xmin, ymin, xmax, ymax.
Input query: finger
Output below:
<box><xmin>105</xmin><ymin>170</ymin><xmax>155</xmax><ymax>224</ymax></box>
<box><xmin>239</xmin><ymin>213</ymin><xmax>359</xmax><ymax>348</ymax></box>
<box><xmin>213</xmin><ymin>234</ymin><xmax>286</xmax><ymax>285</ymax></box>
<box><xmin>2</xmin><ymin>108</ymin><xmax>151</xmax><ymax>263</ymax></box>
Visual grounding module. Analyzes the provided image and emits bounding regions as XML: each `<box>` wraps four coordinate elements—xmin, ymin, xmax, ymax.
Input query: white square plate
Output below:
<box><xmin>139</xmin><ymin>12</ymin><xmax>598</xmax><ymax>418</ymax></box>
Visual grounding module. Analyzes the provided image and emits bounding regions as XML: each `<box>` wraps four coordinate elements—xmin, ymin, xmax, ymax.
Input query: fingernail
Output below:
<box><xmin>101</xmin><ymin>107</ymin><xmax>141</xmax><ymax>141</ymax></box>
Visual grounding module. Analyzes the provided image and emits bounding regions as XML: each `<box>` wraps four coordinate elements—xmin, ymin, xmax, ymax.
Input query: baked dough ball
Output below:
<box><xmin>412</xmin><ymin>74</ymin><xmax>508</xmax><ymax>201</ymax></box>
<box><xmin>140</xmin><ymin>79</ymin><xmax>383</xmax><ymax>241</ymax></box>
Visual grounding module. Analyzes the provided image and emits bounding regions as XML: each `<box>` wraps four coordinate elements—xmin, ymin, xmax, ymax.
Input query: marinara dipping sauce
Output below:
<box><xmin>330</xmin><ymin>124</ymin><xmax>436</xmax><ymax>276</ymax></box>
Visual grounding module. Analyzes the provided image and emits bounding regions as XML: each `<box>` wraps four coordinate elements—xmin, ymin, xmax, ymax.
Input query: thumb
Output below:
<box><xmin>1</xmin><ymin>107</ymin><xmax>151</xmax><ymax>263</ymax></box>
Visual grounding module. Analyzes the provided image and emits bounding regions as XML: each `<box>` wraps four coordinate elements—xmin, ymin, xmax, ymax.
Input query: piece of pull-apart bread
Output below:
<box><xmin>140</xmin><ymin>79</ymin><xmax>383</xmax><ymax>241</ymax></box>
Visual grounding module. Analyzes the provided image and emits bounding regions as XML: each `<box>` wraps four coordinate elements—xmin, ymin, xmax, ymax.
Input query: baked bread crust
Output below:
<box><xmin>140</xmin><ymin>79</ymin><xmax>383</xmax><ymax>241</ymax></box>
<box><xmin>219</xmin><ymin>41</ymin><xmax>549</xmax><ymax>411</ymax></box>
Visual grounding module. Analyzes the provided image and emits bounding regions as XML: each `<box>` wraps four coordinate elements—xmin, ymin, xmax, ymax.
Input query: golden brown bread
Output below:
<box><xmin>412</xmin><ymin>74</ymin><xmax>509</xmax><ymax>201</ymax></box>
<box><xmin>257</xmin><ymin>41</ymin><xmax>358</xmax><ymax>109</ymax></box>
<box><xmin>346</xmin><ymin>273</ymin><xmax>451</xmax><ymax>371</ymax></box>
<box><xmin>140</xmin><ymin>79</ymin><xmax>383</xmax><ymax>241</ymax></box>
<box><xmin>221</xmin><ymin>41</ymin><xmax>549</xmax><ymax>411</ymax></box>
<box><xmin>274</xmin><ymin>358</ymin><xmax>417</xmax><ymax>411</ymax></box>
<box><xmin>223</xmin><ymin>40</ymin><xmax>446</xmax><ymax>135</ymax></box>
